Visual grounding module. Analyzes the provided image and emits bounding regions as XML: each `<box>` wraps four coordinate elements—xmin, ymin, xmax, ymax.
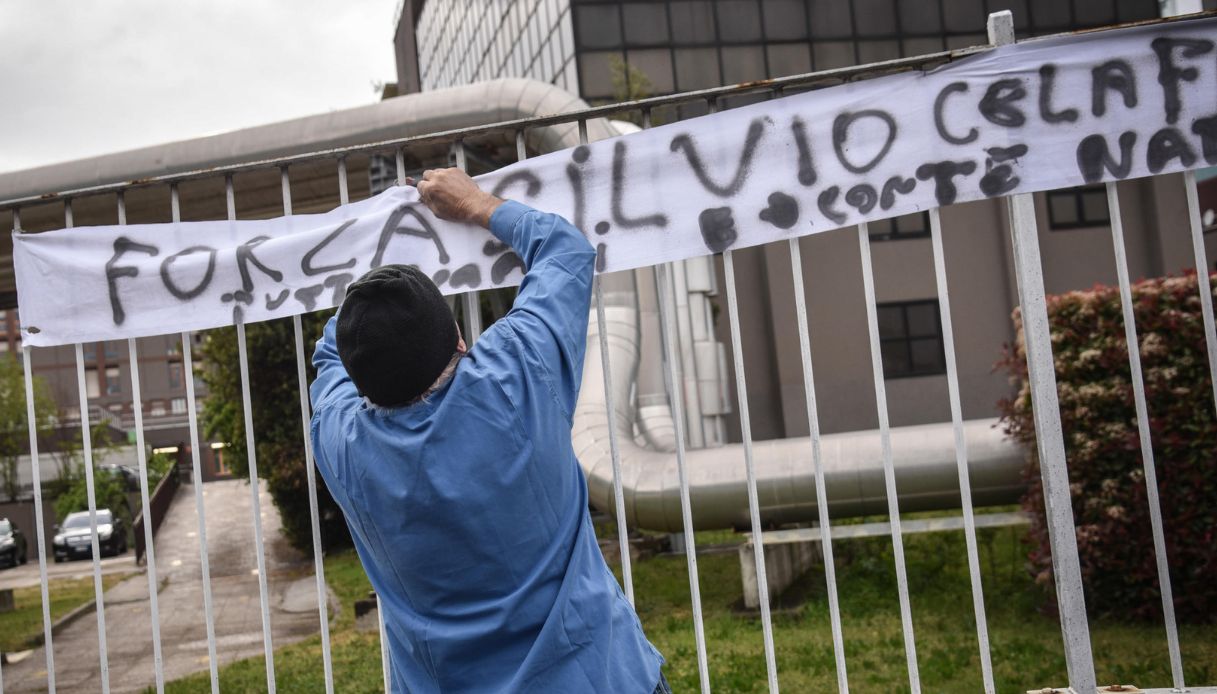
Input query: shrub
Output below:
<box><xmin>998</xmin><ymin>271</ymin><xmax>1216</xmax><ymax>622</ymax></box>
<box><xmin>199</xmin><ymin>313</ymin><xmax>351</xmax><ymax>553</ymax></box>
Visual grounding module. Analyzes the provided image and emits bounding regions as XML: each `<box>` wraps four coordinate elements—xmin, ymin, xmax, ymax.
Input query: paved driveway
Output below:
<box><xmin>2</xmin><ymin>477</ymin><xmax>328</xmax><ymax>693</ymax></box>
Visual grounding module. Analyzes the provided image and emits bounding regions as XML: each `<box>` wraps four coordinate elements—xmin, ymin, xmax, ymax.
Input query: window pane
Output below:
<box><xmin>1116</xmin><ymin>0</ymin><xmax>1158</xmax><ymax>22</ymax></box>
<box><xmin>906</xmin><ymin>303</ymin><xmax>939</xmax><ymax>337</ymax></box>
<box><xmin>767</xmin><ymin>44</ymin><xmax>811</xmax><ymax>77</ymax></box>
<box><xmin>910</xmin><ymin>338</ymin><xmax>945</xmax><ymax>373</ymax></box>
<box><xmin>623</xmin><ymin>3</ymin><xmax>669</xmax><ymax>45</ymax></box>
<box><xmin>721</xmin><ymin>45</ymin><xmax>766</xmax><ymax>83</ymax></box>
<box><xmin>578</xmin><ymin>50</ymin><xmax>623</xmax><ymax>98</ymax></box>
<box><xmin>858</xmin><ymin>40</ymin><xmax>899</xmax><ymax>63</ymax></box>
<box><xmin>808</xmin><ymin>0</ymin><xmax>853</xmax><ymax>38</ymax></box>
<box><xmin>898</xmin><ymin>0</ymin><xmax>940</xmax><ymax>33</ymax></box>
<box><xmin>674</xmin><ymin>47</ymin><xmax>720</xmax><ymax>89</ymax></box>
<box><xmin>903</xmin><ymin>36</ymin><xmax>945</xmax><ymax>56</ymax></box>
<box><xmin>1049</xmin><ymin>192</ymin><xmax>1079</xmax><ymax>226</ymax></box>
<box><xmin>853</xmin><ymin>0</ymin><xmax>897</xmax><ymax>36</ymax></box>
<box><xmin>894</xmin><ymin>212</ymin><xmax>928</xmax><ymax>236</ymax></box>
<box><xmin>576</xmin><ymin>5</ymin><xmax>621</xmax><ymax>48</ymax></box>
<box><xmin>942</xmin><ymin>0</ymin><xmax>986</xmax><ymax>33</ymax></box>
<box><xmin>1075</xmin><ymin>0</ymin><xmax>1115</xmax><ymax>24</ymax></box>
<box><xmin>670</xmin><ymin>0</ymin><xmax>716</xmax><ymax>43</ymax></box>
<box><xmin>813</xmin><ymin>41</ymin><xmax>855</xmax><ymax>70</ymax></box>
<box><xmin>877</xmin><ymin>306</ymin><xmax>906</xmax><ymax>337</ymax></box>
<box><xmin>627</xmin><ymin>49</ymin><xmax>675</xmax><ymax>94</ymax></box>
<box><xmin>945</xmin><ymin>33</ymin><xmax>986</xmax><ymax>49</ymax></box>
<box><xmin>881</xmin><ymin>341</ymin><xmax>911</xmax><ymax>375</ymax></box>
<box><xmin>86</xmin><ymin>369</ymin><xmax>100</xmax><ymax>399</ymax></box>
<box><xmin>763</xmin><ymin>0</ymin><xmax>807</xmax><ymax>41</ymax></box>
<box><xmin>0</xmin><ymin>341</ymin><xmax>8</xmax><ymax>353</ymax></box>
<box><xmin>1031</xmin><ymin>0</ymin><xmax>1072</xmax><ymax>28</ymax></box>
<box><xmin>717</xmin><ymin>0</ymin><xmax>762</xmax><ymax>42</ymax></box>
<box><xmin>1081</xmin><ymin>189</ymin><xmax>1110</xmax><ymax>224</ymax></box>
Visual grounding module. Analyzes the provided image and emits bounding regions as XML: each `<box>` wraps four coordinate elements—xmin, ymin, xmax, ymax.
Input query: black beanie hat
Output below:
<box><xmin>337</xmin><ymin>264</ymin><xmax>458</xmax><ymax>407</ymax></box>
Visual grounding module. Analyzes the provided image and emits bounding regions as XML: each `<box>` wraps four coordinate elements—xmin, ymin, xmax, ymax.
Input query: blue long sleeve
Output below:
<box><xmin>310</xmin><ymin>314</ymin><xmax>356</xmax><ymax>411</ymax></box>
<box><xmin>489</xmin><ymin>200</ymin><xmax>596</xmax><ymax>420</ymax></box>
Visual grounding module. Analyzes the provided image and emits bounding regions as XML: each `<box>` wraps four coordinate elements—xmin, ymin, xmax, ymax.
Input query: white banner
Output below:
<box><xmin>14</xmin><ymin>17</ymin><xmax>1217</xmax><ymax>346</ymax></box>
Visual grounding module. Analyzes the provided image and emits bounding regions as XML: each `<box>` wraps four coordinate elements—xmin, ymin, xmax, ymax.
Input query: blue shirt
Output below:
<box><xmin>310</xmin><ymin>200</ymin><xmax>663</xmax><ymax>693</ymax></box>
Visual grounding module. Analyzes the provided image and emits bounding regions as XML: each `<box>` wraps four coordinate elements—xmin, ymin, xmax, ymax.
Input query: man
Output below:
<box><xmin>310</xmin><ymin>167</ymin><xmax>667</xmax><ymax>693</ymax></box>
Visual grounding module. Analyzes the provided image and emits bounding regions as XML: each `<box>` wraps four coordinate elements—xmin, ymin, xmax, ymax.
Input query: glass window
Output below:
<box><xmin>168</xmin><ymin>361</ymin><xmax>183</xmax><ymax>390</ymax></box>
<box><xmin>105</xmin><ymin>366</ymin><xmax>121</xmax><ymax>396</ymax></box>
<box><xmin>857</xmin><ymin>39</ymin><xmax>900</xmax><ymax>63</ymax></box>
<box><xmin>808</xmin><ymin>0</ymin><xmax>853</xmax><ymax>39</ymax></box>
<box><xmin>852</xmin><ymin>0</ymin><xmax>897</xmax><ymax>36</ymax></box>
<box><xmin>1047</xmin><ymin>185</ymin><xmax>1110</xmax><ymax>229</ymax></box>
<box><xmin>628</xmin><ymin>49</ymin><xmax>676</xmax><ymax>94</ymax></box>
<box><xmin>576</xmin><ymin>5</ymin><xmax>621</xmax><ymax>48</ymax></box>
<box><xmin>104</xmin><ymin>341</ymin><xmax>119</xmax><ymax>358</ymax></box>
<box><xmin>898</xmin><ymin>0</ymin><xmax>941</xmax><ymax>34</ymax></box>
<box><xmin>1074</xmin><ymin>0</ymin><xmax>1115</xmax><ymax>24</ymax></box>
<box><xmin>813</xmin><ymin>41</ymin><xmax>855</xmax><ymax>70</ymax></box>
<box><xmin>0</xmin><ymin>310</ymin><xmax>6</xmax><ymax>321</ymax></box>
<box><xmin>1031</xmin><ymin>0</ymin><xmax>1073</xmax><ymax>28</ymax></box>
<box><xmin>171</xmin><ymin>398</ymin><xmax>187</xmax><ymax>415</ymax></box>
<box><xmin>84</xmin><ymin>343</ymin><xmax>97</xmax><ymax>361</ymax></box>
<box><xmin>0</xmin><ymin>340</ymin><xmax>8</xmax><ymax>353</ymax></box>
<box><xmin>877</xmin><ymin>300</ymin><xmax>946</xmax><ymax>378</ymax></box>
<box><xmin>716</xmin><ymin>0</ymin><xmax>762</xmax><ymax>42</ymax></box>
<box><xmin>942</xmin><ymin>0</ymin><xmax>986</xmax><ymax>33</ymax></box>
<box><xmin>944</xmin><ymin>33</ymin><xmax>986</xmax><ymax>50</ymax></box>
<box><xmin>721</xmin><ymin>45</ymin><xmax>767</xmax><ymax>83</ymax></box>
<box><xmin>762</xmin><ymin>0</ymin><xmax>807</xmax><ymax>41</ymax></box>
<box><xmin>902</xmin><ymin>36</ymin><xmax>945</xmax><ymax>56</ymax></box>
<box><xmin>767</xmin><ymin>44</ymin><xmax>811</xmax><ymax>77</ymax></box>
<box><xmin>869</xmin><ymin>212</ymin><xmax>930</xmax><ymax>241</ymax></box>
<box><xmin>669</xmin><ymin>0</ymin><xmax>716</xmax><ymax>43</ymax></box>
<box><xmin>150</xmin><ymin>401</ymin><xmax>166</xmax><ymax>417</ymax></box>
<box><xmin>674</xmin><ymin>47</ymin><xmax>721</xmax><ymax>90</ymax></box>
<box><xmin>623</xmin><ymin>3</ymin><xmax>669</xmax><ymax>45</ymax></box>
<box><xmin>86</xmin><ymin>368</ymin><xmax>100</xmax><ymax>399</ymax></box>
<box><xmin>578</xmin><ymin>50</ymin><xmax>625</xmax><ymax>98</ymax></box>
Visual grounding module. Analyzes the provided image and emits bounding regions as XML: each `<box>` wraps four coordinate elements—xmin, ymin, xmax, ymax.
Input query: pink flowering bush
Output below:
<box><xmin>998</xmin><ymin>271</ymin><xmax>1216</xmax><ymax>622</ymax></box>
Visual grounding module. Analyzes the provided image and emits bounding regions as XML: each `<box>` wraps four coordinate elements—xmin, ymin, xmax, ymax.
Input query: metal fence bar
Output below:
<box><xmin>172</xmin><ymin>183</ymin><xmax>222</xmax><ymax>694</ymax></box>
<box><xmin>14</xmin><ymin>207</ymin><xmax>57</xmax><ymax>694</ymax></box>
<box><xmin>576</xmin><ymin>117</ymin><xmax>636</xmax><ymax>607</ymax></box>
<box><xmin>786</xmin><ymin>236</ymin><xmax>849</xmax><ymax>693</ymax></box>
<box><xmin>986</xmin><ymin>12</ymin><xmax>1097</xmax><ymax>693</ymax></box>
<box><xmin>927</xmin><ymin>208</ymin><xmax>995</xmax><ymax>693</ymax></box>
<box><xmin>120</xmin><ymin>189</ymin><xmax>166</xmax><ymax>694</ymax></box>
<box><xmin>655</xmin><ymin>260</ymin><xmax>712</xmax><ymax>694</ymax></box>
<box><xmin>855</xmin><ymin>223</ymin><xmax>921</xmax><ymax>693</ymax></box>
<box><xmin>1106</xmin><ymin>183</ymin><xmax>1185</xmax><ymax>689</ymax></box>
<box><xmin>1184</xmin><ymin>170</ymin><xmax>1217</xmax><ymax>417</ymax></box>
<box><xmin>226</xmin><ymin>175</ymin><xmax>278</xmax><ymax>693</ymax></box>
<box><xmin>452</xmin><ymin>142</ymin><xmax>484</xmax><ymax>343</ymax></box>
<box><xmin>282</xmin><ymin>165</ymin><xmax>337</xmax><ymax>694</ymax></box>
<box><xmin>721</xmin><ymin>249</ymin><xmax>780</xmax><ymax>693</ymax></box>
<box><xmin>65</xmin><ymin>198</ymin><xmax>113</xmax><ymax>694</ymax></box>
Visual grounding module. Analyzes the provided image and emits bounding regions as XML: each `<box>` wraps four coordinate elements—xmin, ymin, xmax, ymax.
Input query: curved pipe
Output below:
<box><xmin>573</xmin><ymin>272</ymin><xmax>1026</xmax><ymax>532</ymax></box>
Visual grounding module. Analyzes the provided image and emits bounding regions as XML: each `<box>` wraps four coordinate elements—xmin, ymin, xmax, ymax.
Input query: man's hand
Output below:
<box><xmin>407</xmin><ymin>168</ymin><xmax>502</xmax><ymax>229</ymax></box>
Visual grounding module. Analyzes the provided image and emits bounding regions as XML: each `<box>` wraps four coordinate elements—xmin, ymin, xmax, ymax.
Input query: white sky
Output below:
<box><xmin>0</xmin><ymin>0</ymin><xmax>400</xmax><ymax>173</ymax></box>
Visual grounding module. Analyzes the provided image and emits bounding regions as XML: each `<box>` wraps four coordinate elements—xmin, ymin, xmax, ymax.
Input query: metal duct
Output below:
<box><xmin>573</xmin><ymin>272</ymin><xmax>1027</xmax><ymax>532</ymax></box>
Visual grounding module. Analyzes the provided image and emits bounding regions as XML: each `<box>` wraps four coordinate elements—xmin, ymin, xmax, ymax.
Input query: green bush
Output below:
<box><xmin>55</xmin><ymin>467</ymin><xmax>131</xmax><ymax>526</ymax></box>
<box><xmin>998</xmin><ymin>271</ymin><xmax>1217</xmax><ymax>622</ymax></box>
<box><xmin>200</xmin><ymin>313</ymin><xmax>351</xmax><ymax>553</ymax></box>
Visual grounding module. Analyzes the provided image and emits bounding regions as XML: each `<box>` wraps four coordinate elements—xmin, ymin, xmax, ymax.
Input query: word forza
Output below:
<box><xmin>14</xmin><ymin>17</ymin><xmax>1217</xmax><ymax>347</ymax></box>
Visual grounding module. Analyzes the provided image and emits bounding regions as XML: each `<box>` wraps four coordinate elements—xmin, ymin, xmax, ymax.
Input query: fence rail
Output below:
<box><xmin>2</xmin><ymin>9</ymin><xmax>1214</xmax><ymax>694</ymax></box>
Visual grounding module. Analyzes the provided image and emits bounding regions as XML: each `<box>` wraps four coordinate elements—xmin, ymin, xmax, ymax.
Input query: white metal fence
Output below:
<box><xmin>1</xmin><ymin>10</ymin><xmax>1214</xmax><ymax>694</ymax></box>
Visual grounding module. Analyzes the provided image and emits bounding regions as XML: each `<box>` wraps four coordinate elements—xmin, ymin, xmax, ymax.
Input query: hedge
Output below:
<box><xmin>998</xmin><ymin>271</ymin><xmax>1216</xmax><ymax>622</ymax></box>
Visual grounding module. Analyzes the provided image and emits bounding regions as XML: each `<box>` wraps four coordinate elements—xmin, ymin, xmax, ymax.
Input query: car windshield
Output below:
<box><xmin>64</xmin><ymin>511</ymin><xmax>111</xmax><ymax>529</ymax></box>
<box><xmin>0</xmin><ymin>520</ymin><xmax>10</xmax><ymax>534</ymax></box>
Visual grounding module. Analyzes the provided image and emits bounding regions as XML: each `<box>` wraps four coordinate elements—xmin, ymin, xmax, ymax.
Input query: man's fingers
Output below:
<box><xmin>404</xmin><ymin>176</ymin><xmax>416</xmax><ymax>186</ymax></box>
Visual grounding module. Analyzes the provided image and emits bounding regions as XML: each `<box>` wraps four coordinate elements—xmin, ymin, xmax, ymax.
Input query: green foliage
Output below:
<box><xmin>146</xmin><ymin>451</ymin><xmax>176</xmax><ymax>489</ymax></box>
<box><xmin>54</xmin><ymin>464</ymin><xmax>130</xmax><ymax>524</ymax></box>
<box><xmin>0</xmin><ymin>354</ymin><xmax>56</xmax><ymax>500</ymax></box>
<box><xmin>998</xmin><ymin>272</ymin><xmax>1217</xmax><ymax>622</ymax></box>
<box><xmin>199</xmin><ymin>313</ymin><xmax>351</xmax><ymax>553</ymax></box>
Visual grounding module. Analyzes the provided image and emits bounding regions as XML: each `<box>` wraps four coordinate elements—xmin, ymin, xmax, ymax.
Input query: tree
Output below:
<box><xmin>0</xmin><ymin>354</ymin><xmax>56</xmax><ymax>501</ymax></box>
<box><xmin>200</xmin><ymin>312</ymin><xmax>352</xmax><ymax>553</ymax></box>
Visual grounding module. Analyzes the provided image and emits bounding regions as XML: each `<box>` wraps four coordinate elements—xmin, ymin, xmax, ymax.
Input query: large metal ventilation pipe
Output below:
<box><xmin>573</xmin><ymin>272</ymin><xmax>1026</xmax><ymax>532</ymax></box>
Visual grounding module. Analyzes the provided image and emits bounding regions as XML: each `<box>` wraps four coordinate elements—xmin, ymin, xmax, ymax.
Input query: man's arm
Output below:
<box><xmin>310</xmin><ymin>314</ymin><xmax>357</xmax><ymax>410</ymax></box>
<box><xmin>413</xmin><ymin>168</ymin><xmax>596</xmax><ymax>418</ymax></box>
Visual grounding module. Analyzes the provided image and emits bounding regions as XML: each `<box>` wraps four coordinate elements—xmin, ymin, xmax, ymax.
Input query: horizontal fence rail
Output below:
<box><xmin>2</xmin><ymin>10</ymin><xmax>1215</xmax><ymax>694</ymax></box>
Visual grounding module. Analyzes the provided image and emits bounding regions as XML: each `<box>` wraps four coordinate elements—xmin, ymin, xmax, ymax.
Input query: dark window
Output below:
<box><xmin>878</xmin><ymin>300</ymin><xmax>946</xmax><ymax>378</ymax></box>
<box><xmin>869</xmin><ymin>212</ymin><xmax>930</xmax><ymax>241</ymax></box>
<box><xmin>168</xmin><ymin>361</ymin><xmax>183</xmax><ymax>390</ymax></box>
<box><xmin>1046</xmin><ymin>185</ymin><xmax>1110</xmax><ymax>230</ymax></box>
<box><xmin>104</xmin><ymin>340</ymin><xmax>119</xmax><ymax>358</ymax></box>
<box><xmin>105</xmin><ymin>366</ymin><xmax>121</xmax><ymax>396</ymax></box>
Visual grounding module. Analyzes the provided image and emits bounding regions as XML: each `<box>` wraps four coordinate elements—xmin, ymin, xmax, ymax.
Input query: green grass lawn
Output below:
<box><xmin>160</xmin><ymin>516</ymin><xmax>1216</xmax><ymax>693</ymax></box>
<box><xmin>0</xmin><ymin>572</ymin><xmax>133</xmax><ymax>651</ymax></box>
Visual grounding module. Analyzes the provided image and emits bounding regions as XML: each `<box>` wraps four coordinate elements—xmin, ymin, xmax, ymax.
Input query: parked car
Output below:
<box><xmin>100</xmin><ymin>463</ymin><xmax>141</xmax><ymax>492</ymax></box>
<box><xmin>0</xmin><ymin>518</ymin><xmax>28</xmax><ymax>568</ymax></box>
<box><xmin>52</xmin><ymin>510</ymin><xmax>127</xmax><ymax>562</ymax></box>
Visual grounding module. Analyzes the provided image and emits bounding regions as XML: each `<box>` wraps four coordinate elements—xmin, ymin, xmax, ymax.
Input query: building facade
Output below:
<box><xmin>394</xmin><ymin>0</ymin><xmax>1217</xmax><ymax>446</ymax></box>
